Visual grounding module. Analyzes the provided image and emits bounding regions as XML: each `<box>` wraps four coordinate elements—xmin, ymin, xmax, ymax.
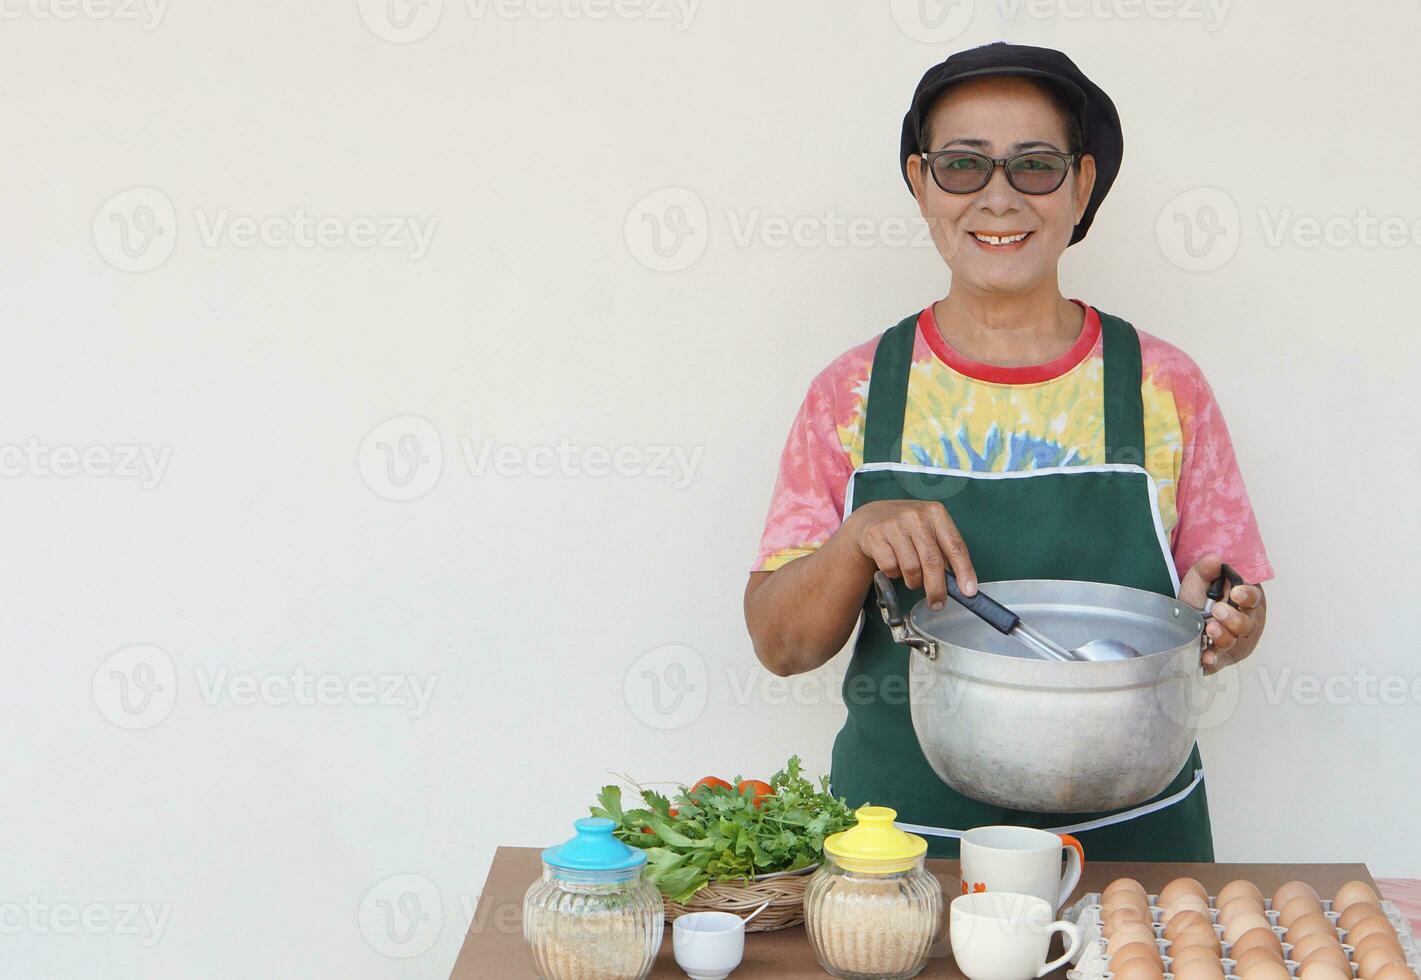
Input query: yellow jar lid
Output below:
<box><xmin>823</xmin><ymin>805</ymin><xmax>927</xmax><ymax>873</ymax></box>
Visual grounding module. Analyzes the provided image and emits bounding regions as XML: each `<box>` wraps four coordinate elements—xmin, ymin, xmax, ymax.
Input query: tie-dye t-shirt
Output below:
<box><xmin>753</xmin><ymin>301</ymin><xmax>1274</xmax><ymax>585</ymax></box>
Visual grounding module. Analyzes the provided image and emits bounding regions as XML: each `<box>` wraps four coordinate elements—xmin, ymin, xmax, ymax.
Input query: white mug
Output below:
<box><xmin>960</xmin><ymin>825</ymin><xmax>1084</xmax><ymax>913</ymax></box>
<box><xmin>950</xmin><ymin>891</ymin><xmax>1083</xmax><ymax>980</ymax></box>
<box><xmin>672</xmin><ymin>911</ymin><xmax>745</xmax><ymax>980</ymax></box>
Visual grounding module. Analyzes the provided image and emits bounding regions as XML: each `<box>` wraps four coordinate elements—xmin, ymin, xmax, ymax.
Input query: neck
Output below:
<box><xmin>932</xmin><ymin>280</ymin><xmax>1084</xmax><ymax>368</ymax></box>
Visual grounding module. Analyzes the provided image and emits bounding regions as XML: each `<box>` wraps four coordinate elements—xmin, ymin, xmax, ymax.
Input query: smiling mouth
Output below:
<box><xmin>970</xmin><ymin>231</ymin><xmax>1032</xmax><ymax>247</ymax></box>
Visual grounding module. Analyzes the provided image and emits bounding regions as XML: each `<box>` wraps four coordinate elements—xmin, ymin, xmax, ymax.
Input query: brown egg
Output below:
<box><xmin>1165</xmin><ymin>911</ymin><xmax>1215</xmax><ymax>939</ymax></box>
<box><xmin>1110</xmin><ymin>925</ymin><xmax>1160</xmax><ymax>956</ymax></box>
<box><xmin>1340</xmin><ymin>902</ymin><xmax>1386</xmax><ymax>932</ymax></box>
<box><xmin>1113</xmin><ymin>957</ymin><xmax>1167</xmax><ymax>980</ymax></box>
<box><xmin>1334</xmin><ymin>881</ymin><xmax>1380</xmax><ymax>912</ymax></box>
<box><xmin>1299</xmin><ymin>962</ymin><xmax>1353</xmax><ymax>980</ymax></box>
<box><xmin>1173</xmin><ymin>958</ymin><xmax>1227</xmax><ymax>980</ymax></box>
<box><xmin>1353</xmin><ymin>932</ymin><xmax>1406</xmax><ymax>961</ymax></box>
<box><xmin>1225</xmin><ymin>912</ymin><xmax>1274</xmax><ymax>945</ymax></box>
<box><xmin>1222</xmin><ymin>896</ymin><xmax>1269</xmax><ymax>923</ymax></box>
<box><xmin>1370</xmin><ymin>964</ymin><xmax>1419</xmax><ymax>980</ymax></box>
<box><xmin>1346</xmin><ymin>916</ymin><xmax>1399</xmax><ymax>946</ymax></box>
<box><xmin>1171</xmin><ymin>929</ymin><xmax>1223</xmax><ymax>954</ymax></box>
<box><xmin>1174</xmin><ymin>945</ymin><xmax>1229</xmax><ymax>969</ymax></box>
<box><xmin>1111</xmin><ymin>941</ymin><xmax>1163</xmax><ymax>971</ymax></box>
<box><xmin>1160</xmin><ymin>878</ymin><xmax>1210</xmax><ymax>906</ymax></box>
<box><xmin>1105</xmin><ymin>905</ymin><xmax>1154</xmax><ymax>936</ymax></box>
<box><xmin>1290</xmin><ymin>932</ymin><xmax>1345</xmax><ymax>964</ymax></box>
<box><xmin>1274</xmin><ymin>881</ymin><xmax>1322</xmax><ymax>911</ymax></box>
<box><xmin>1288</xmin><ymin>912</ymin><xmax>1340</xmax><ymax>946</ymax></box>
<box><xmin>1358</xmin><ymin>944</ymin><xmax>1406</xmax><ymax>978</ymax></box>
<box><xmin>1280</xmin><ymin>894</ymin><xmax>1327</xmax><ymax>928</ymax></box>
<box><xmin>1165</xmin><ymin>895</ymin><xmax>1212</xmax><ymax>918</ymax></box>
<box><xmin>1218</xmin><ymin>880</ymin><xmax>1267</xmax><ymax>908</ymax></box>
<box><xmin>1233</xmin><ymin>946</ymin><xmax>1287</xmax><ymax>976</ymax></box>
<box><xmin>1106</xmin><ymin>892</ymin><xmax>1153</xmax><ymax>916</ymax></box>
<box><xmin>1231</xmin><ymin>926</ymin><xmax>1285</xmax><ymax>961</ymax></box>
<box><xmin>1300</xmin><ymin>945</ymin><xmax>1353</xmax><ymax>974</ymax></box>
<box><xmin>1106</xmin><ymin>877</ymin><xmax>1150</xmax><ymax>900</ymax></box>
<box><xmin>1240</xmin><ymin>959</ymin><xmax>1294</xmax><ymax>980</ymax></box>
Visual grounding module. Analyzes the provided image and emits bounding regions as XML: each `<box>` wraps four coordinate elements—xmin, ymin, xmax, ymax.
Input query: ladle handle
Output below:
<box><xmin>1207</xmin><ymin>563</ymin><xmax>1244</xmax><ymax>608</ymax></box>
<box><xmin>945</xmin><ymin>571</ymin><xmax>1021</xmax><ymax>636</ymax></box>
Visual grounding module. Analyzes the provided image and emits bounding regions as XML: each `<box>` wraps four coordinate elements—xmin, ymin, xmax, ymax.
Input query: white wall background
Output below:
<box><xmin>2</xmin><ymin>1</ymin><xmax>1418</xmax><ymax>977</ymax></box>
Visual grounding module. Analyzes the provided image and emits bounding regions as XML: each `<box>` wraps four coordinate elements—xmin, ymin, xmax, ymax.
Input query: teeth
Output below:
<box><xmin>973</xmin><ymin>232</ymin><xmax>1028</xmax><ymax>245</ymax></box>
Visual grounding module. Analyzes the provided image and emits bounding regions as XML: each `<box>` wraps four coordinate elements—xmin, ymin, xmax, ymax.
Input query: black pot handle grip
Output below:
<box><xmin>1207</xmin><ymin>563</ymin><xmax>1245</xmax><ymax>609</ymax></box>
<box><xmin>945</xmin><ymin>571</ymin><xmax>1021</xmax><ymax>635</ymax></box>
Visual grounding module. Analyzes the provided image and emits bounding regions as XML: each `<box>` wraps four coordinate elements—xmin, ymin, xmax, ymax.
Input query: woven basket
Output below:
<box><xmin>663</xmin><ymin>865</ymin><xmax>818</xmax><ymax>933</ymax></box>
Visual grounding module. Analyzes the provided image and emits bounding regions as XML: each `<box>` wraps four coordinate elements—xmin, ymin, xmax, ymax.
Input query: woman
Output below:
<box><xmin>743</xmin><ymin>43</ymin><xmax>1271</xmax><ymax>860</ymax></box>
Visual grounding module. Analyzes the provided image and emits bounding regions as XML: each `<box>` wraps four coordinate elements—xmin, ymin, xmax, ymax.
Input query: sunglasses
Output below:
<box><xmin>920</xmin><ymin>149</ymin><xmax>1080</xmax><ymax>196</ymax></box>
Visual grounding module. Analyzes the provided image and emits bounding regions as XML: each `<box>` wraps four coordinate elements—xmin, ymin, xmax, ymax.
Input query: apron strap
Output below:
<box><xmin>862</xmin><ymin>314</ymin><xmax>921</xmax><ymax>464</ymax></box>
<box><xmin>864</xmin><ymin>307</ymin><xmax>1148</xmax><ymax>467</ymax></box>
<box><xmin>1099</xmin><ymin>311</ymin><xmax>1147</xmax><ymax>466</ymax></box>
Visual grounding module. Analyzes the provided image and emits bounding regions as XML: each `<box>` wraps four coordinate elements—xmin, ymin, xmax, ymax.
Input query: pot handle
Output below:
<box><xmin>872</xmin><ymin>572</ymin><xmax>938</xmax><ymax>659</ymax></box>
<box><xmin>1207</xmin><ymin>563</ymin><xmax>1245</xmax><ymax>609</ymax></box>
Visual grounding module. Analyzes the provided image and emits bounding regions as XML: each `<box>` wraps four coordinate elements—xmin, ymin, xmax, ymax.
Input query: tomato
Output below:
<box><xmin>690</xmin><ymin>776</ymin><xmax>733</xmax><ymax>795</ymax></box>
<box><xmin>737</xmin><ymin>779</ymin><xmax>774</xmax><ymax>809</ymax></box>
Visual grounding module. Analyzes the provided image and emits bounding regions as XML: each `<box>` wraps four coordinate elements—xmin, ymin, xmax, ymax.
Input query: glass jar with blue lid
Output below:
<box><xmin>523</xmin><ymin>817</ymin><xmax>664</xmax><ymax>980</ymax></box>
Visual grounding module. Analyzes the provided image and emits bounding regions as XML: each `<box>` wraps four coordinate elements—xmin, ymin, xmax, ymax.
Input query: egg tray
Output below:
<box><xmin>1063</xmin><ymin>893</ymin><xmax>1421</xmax><ymax>980</ymax></box>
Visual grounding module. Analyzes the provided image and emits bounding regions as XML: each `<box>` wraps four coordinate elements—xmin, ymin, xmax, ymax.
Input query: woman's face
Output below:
<box><xmin>907</xmin><ymin>76</ymin><xmax>1097</xmax><ymax>295</ymax></box>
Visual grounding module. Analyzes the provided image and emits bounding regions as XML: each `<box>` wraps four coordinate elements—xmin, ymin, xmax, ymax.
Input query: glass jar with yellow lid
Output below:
<box><xmin>803</xmin><ymin>805</ymin><xmax>943</xmax><ymax>979</ymax></box>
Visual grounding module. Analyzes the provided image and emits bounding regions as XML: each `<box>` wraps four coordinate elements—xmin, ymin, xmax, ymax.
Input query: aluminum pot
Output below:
<box><xmin>874</xmin><ymin>574</ymin><xmax>1226</xmax><ymax>814</ymax></box>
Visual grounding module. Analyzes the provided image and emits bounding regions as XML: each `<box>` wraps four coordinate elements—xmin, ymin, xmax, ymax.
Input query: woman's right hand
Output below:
<box><xmin>845</xmin><ymin>500</ymin><xmax>979</xmax><ymax>611</ymax></box>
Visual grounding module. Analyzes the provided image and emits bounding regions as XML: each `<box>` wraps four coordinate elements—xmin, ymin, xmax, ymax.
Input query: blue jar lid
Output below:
<box><xmin>542</xmin><ymin>818</ymin><xmax>648</xmax><ymax>874</ymax></box>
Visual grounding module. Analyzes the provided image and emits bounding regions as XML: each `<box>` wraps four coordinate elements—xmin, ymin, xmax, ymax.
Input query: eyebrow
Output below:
<box><xmin>936</xmin><ymin>138</ymin><xmax>1063</xmax><ymax>152</ymax></box>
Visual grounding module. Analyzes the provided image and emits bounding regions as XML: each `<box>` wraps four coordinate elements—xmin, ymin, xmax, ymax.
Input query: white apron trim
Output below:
<box><xmin>844</xmin><ymin>461</ymin><xmax>1181</xmax><ymax>593</ymax></box>
<box><xmin>886</xmin><ymin>768</ymin><xmax>1207</xmax><ymax>839</ymax></box>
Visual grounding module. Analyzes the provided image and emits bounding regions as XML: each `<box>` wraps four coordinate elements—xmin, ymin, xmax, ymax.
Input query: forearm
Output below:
<box><xmin>744</xmin><ymin>519</ymin><xmax>878</xmax><ymax>677</ymax></box>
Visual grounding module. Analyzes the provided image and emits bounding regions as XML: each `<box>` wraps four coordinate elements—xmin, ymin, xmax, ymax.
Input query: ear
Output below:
<box><xmin>1073</xmin><ymin>153</ymin><xmax>1098</xmax><ymax>226</ymax></box>
<box><xmin>906</xmin><ymin>155</ymin><xmax>933</xmax><ymax>215</ymax></box>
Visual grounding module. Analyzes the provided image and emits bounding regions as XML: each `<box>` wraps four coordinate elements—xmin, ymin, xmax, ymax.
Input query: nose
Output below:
<box><xmin>977</xmin><ymin>163</ymin><xmax>1020</xmax><ymax>213</ymax></box>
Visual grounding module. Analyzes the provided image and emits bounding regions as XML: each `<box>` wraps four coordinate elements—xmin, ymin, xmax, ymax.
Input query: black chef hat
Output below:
<box><xmin>900</xmin><ymin>42</ymin><xmax>1123</xmax><ymax>246</ymax></box>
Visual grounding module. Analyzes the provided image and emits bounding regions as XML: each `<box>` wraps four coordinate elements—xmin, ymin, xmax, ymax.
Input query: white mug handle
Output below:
<box><xmin>1037</xmin><ymin>920</ymin><xmax>1083</xmax><ymax>977</ymax></box>
<box><xmin>1055</xmin><ymin>834</ymin><xmax>1084</xmax><ymax>911</ymax></box>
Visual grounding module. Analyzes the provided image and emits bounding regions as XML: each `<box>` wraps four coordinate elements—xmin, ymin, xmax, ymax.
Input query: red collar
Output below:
<box><xmin>917</xmin><ymin>299</ymin><xmax>1102</xmax><ymax>384</ymax></box>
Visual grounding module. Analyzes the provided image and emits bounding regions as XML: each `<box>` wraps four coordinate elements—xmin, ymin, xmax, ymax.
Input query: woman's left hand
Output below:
<box><xmin>1178</xmin><ymin>554</ymin><xmax>1267</xmax><ymax>674</ymax></box>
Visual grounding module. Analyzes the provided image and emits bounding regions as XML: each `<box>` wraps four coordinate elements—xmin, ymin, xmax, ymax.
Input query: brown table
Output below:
<box><xmin>452</xmin><ymin>847</ymin><xmax>1373</xmax><ymax>979</ymax></box>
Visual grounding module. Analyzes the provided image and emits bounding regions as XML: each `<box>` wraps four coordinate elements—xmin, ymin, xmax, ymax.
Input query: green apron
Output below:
<box><xmin>829</xmin><ymin>308</ymin><xmax>1214</xmax><ymax>861</ymax></box>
